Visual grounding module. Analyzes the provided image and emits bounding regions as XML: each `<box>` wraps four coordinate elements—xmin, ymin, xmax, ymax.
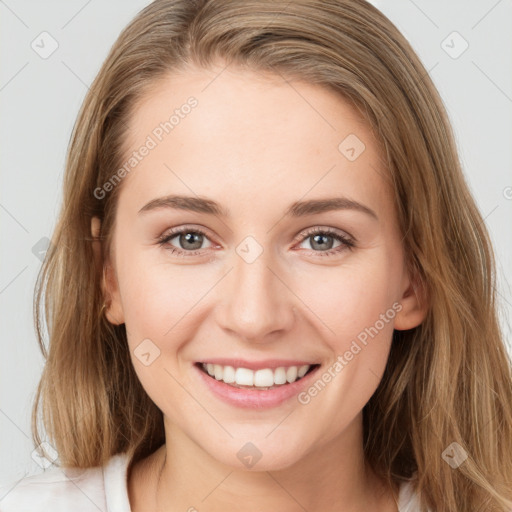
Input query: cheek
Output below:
<box><xmin>115</xmin><ymin>252</ymin><xmax>206</xmax><ymax>412</ymax></box>
<box><xmin>289</xmin><ymin>252</ymin><xmax>401</xmax><ymax>416</ymax></box>
<box><xmin>116</xmin><ymin>244</ymin><xmax>206</xmax><ymax>339</ymax></box>
<box><xmin>291</xmin><ymin>254</ymin><xmax>401</xmax><ymax>347</ymax></box>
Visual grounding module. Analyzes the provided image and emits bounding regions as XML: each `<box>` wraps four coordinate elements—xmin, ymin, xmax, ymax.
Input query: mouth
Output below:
<box><xmin>195</xmin><ymin>361</ymin><xmax>320</xmax><ymax>390</ymax></box>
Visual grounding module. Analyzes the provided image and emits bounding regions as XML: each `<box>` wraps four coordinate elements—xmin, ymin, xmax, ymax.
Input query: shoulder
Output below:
<box><xmin>0</xmin><ymin>452</ymin><xmax>131</xmax><ymax>512</ymax></box>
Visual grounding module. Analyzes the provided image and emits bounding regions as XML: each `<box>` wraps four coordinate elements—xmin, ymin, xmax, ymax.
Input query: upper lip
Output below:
<box><xmin>197</xmin><ymin>358</ymin><xmax>318</xmax><ymax>371</ymax></box>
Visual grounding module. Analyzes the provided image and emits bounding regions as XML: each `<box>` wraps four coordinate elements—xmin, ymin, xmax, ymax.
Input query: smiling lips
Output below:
<box><xmin>199</xmin><ymin>361</ymin><xmax>316</xmax><ymax>390</ymax></box>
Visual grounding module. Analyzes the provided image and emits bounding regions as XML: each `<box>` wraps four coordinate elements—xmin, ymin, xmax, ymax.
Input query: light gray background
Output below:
<box><xmin>1</xmin><ymin>0</ymin><xmax>511</xmax><ymax>483</ymax></box>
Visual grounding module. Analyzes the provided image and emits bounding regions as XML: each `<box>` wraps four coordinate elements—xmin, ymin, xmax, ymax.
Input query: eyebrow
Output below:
<box><xmin>138</xmin><ymin>195</ymin><xmax>378</xmax><ymax>220</ymax></box>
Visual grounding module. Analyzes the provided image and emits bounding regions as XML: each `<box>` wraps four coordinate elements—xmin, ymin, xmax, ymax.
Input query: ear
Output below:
<box><xmin>394</xmin><ymin>265</ymin><xmax>429</xmax><ymax>331</ymax></box>
<box><xmin>91</xmin><ymin>216</ymin><xmax>125</xmax><ymax>325</ymax></box>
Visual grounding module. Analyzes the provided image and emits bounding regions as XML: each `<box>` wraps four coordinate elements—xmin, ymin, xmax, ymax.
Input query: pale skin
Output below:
<box><xmin>92</xmin><ymin>62</ymin><xmax>428</xmax><ymax>512</ymax></box>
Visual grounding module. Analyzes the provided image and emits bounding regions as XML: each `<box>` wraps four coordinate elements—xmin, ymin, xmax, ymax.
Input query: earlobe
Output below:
<box><xmin>103</xmin><ymin>264</ymin><xmax>125</xmax><ymax>325</ymax></box>
<box><xmin>98</xmin><ymin>261</ymin><xmax>124</xmax><ymax>325</ymax></box>
<box><xmin>394</xmin><ymin>270</ymin><xmax>429</xmax><ymax>331</ymax></box>
<box><xmin>91</xmin><ymin>216</ymin><xmax>125</xmax><ymax>325</ymax></box>
<box><xmin>91</xmin><ymin>216</ymin><xmax>102</xmax><ymax>270</ymax></box>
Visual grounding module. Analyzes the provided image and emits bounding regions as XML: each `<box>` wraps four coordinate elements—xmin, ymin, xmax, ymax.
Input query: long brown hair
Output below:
<box><xmin>32</xmin><ymin>1</ymin><xmax>512</xmax><ymax>510</ymax></box>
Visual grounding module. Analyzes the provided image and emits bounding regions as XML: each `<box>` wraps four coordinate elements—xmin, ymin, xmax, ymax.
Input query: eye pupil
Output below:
<box><xmin>180</xmin><ymin>232</ymin><xmax>203</xmax><ymax>250</ymax></box>
<box><xmin>311</xmin><ymin>234</ymin><xmax>334</xmax><ymax>251</ymax></box>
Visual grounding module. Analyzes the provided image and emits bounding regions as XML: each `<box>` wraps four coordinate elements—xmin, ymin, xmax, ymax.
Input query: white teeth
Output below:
<box><xmin>254</xmin><ymin>369</ymin><xmax>274</xmax><ymax>387</ymax></box>
<box><xmin>235</xmin><ymin>367</ymin><xmax>254</xmax><ymax>386</ymax></box>
<box><xmin>274</xmin><ymin>367</ymin><xmax>287</xmax><ymax>385</ymax></box>
<box><xmin>214</xmin><ymin>364</ymin><xmax>223</xmax><ymax>380</ymax></box>
<box><xmin>201</xmin><ymin>363</ymin><xmax>313</xmax><ymax>388</ymax></box>
<box><xmin>297</xmin><ymin>365</ymin><xmax>309</xmax><ymax>378</ymax></box>
<box><xmin>222</xmin><ymin>365</ymin><xmax>235</xmax><ymax>383</ymax></box>
<box><xmin>286</xmin><ymin>366</ymin><xmax>297</xmax><ymax>383</ymax></box>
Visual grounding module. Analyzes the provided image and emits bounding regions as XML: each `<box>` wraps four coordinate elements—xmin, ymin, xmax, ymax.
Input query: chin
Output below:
<box><xmin>204</xmin><ymin>436</ymin><xmax>311</xmax><ymax>472</ymax></box>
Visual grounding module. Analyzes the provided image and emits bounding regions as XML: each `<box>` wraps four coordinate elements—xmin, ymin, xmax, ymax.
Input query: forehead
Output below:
<box><xmin>117</xmin><ymin>64</ymin><xmax>391</xmax><ymax>219</ymax></box>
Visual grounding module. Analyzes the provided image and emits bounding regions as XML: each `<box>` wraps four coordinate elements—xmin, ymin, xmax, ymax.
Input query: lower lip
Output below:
<box><xmin>194</xmin><ymin>363</ymin><xmax>320</xmax><ymax>409</ymax></box>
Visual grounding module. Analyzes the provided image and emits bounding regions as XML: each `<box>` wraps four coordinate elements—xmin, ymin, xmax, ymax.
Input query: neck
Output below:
<box><xmin>131</xmin><ymin>413</ymin><xmax>398</xmax><ymax>512</ymax></box>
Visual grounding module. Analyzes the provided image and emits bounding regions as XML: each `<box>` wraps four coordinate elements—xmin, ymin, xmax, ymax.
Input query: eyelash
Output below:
<box><xmin>157</xmin><ymin>225</ymin><xmax>355</xmax><ymax>258</ymax></box>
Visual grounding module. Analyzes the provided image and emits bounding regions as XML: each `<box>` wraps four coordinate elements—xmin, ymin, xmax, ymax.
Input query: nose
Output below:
<box><xmin>215</xmin><ymin>246</ymin><xmax>296</xmax><ymax>343</ymax></box>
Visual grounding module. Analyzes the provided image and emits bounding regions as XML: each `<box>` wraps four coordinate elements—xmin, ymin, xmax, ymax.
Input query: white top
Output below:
<box><xmin>0</xmin><ymin>452</ymin><xmax>424</xmax><ymax>511</ymax></box>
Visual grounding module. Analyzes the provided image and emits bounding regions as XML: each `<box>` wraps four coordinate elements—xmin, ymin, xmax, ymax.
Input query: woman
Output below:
<box><xmin>1</xmin><ymin>0</ymin><xmax>511</xmax><ymax>511</ymax></box>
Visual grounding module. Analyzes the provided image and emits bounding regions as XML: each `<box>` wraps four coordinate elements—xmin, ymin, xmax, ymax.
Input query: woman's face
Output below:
<box><xmin>103</xmin><ymin>63</ymin><xmax>425</xmax><ymax>470</ymax></box>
